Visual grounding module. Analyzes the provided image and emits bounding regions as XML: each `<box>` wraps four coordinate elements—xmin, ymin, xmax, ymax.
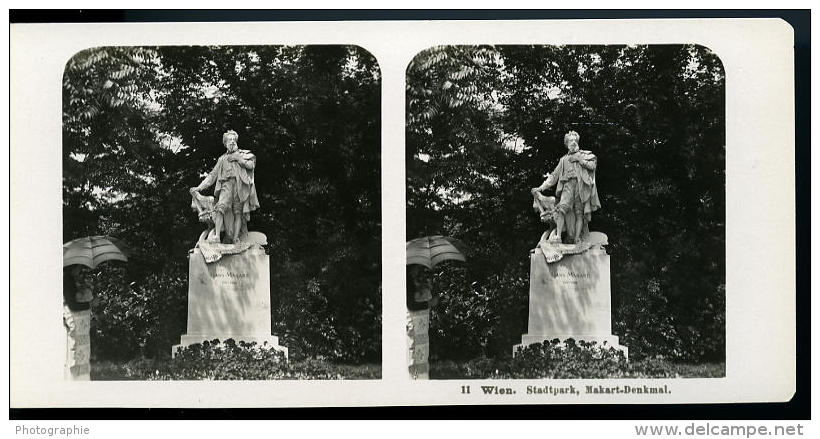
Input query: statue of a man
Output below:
<box><xmin>190</xmin><ymin>130</ymin><xmax>260</xmax><ymax>244</ymax></box>
<box><xmin>531</xmin><ymin>131</ymin><xmax>601</xmax><ymax>244</ymax></box>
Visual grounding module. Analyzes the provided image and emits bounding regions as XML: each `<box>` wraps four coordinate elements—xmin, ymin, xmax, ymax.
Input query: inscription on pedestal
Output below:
<box><xmin>553</xmin><ymin>266</ymin><xmax>592</xmax><ymax>285</ymax></box>
<box><xmin>210</xmin><ymin>267</ymin><xmax>251</xmax><ymax>283</ymax></box>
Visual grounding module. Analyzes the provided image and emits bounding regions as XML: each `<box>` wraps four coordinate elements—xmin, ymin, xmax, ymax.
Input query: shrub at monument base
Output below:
<box><xmin>167</xmin><ymin>339</ymin><xmax>286</xmax><ymax>380</ymax></box>
<box><xmin>430</xmin><ymin>339</ymin><xmax>724</xmax><ymax>379</ymax></box>
<box><xmin>91</xmin><ymin>339</ymin><xmax>381</xmax><ymax>380</ymax></box>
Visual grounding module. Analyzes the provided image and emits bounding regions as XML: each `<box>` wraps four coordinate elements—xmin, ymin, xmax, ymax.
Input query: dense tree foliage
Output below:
<box><xmin>64</xmin><ymin>45</ymin><xmax>381</xmax><ymax>362</ymax></box>
<box><xmin>407</xmin><ymin>45</ymin><xmax>725</xmax><ymax>362</ymax></box>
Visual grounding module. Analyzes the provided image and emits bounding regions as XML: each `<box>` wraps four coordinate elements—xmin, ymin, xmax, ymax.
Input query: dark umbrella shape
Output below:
<box><xmin>63</xmin><ymin>235</ymin><xmax>128</xmax><ymax>269</ymax></box>
<box><xmin>406</xmin><ymin>235</ymin><xmax>466</xmax><ymax>268</ymax></box>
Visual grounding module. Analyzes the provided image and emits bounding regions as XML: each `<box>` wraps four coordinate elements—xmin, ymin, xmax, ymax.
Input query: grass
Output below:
<box><xmin>430</xmin><ymin>357</ymin><xmax>725</xmax><ymax>379</ymax></box>
<box><xmin>91</xmin><ymin>357</ymin><xmax>381</xmax><ymax>380</ymax></box>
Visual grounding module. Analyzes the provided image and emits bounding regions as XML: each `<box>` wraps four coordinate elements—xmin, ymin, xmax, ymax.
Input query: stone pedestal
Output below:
<box><xmin>173</xmin><ymin>244</ymin><xmax>287</xmax><ymax>357</ymax></box>
<box><xmin>406</xmin><ymin>308</ymin><xmax>431</xmax><ymax>379</ymax></box>
<box><xmin>515</xmin><ymin>237</ymin><xmax>627</xmax><ymax>356</ymax></box>
<box><xmin>63</xmin><ymin>307</ymin><xmax>91</xmax><ymax>380</ymax></box>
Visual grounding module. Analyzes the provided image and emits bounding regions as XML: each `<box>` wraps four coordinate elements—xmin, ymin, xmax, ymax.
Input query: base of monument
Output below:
<box><xmin>514</xmin><ymin>334</ymin><xmax>628</xmax><ymax>358</ymax></box>
<box><xmin>172</xmin><ymin>334</ymin><xmax>288</xmax><ymax>359</ymax></box>
<box><xmin>409</xmin><ymin>363</ymin><xmax>430</xmax><ymax>380</ymax></box>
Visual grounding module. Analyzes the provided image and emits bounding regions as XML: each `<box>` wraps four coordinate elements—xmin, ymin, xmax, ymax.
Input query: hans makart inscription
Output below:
<box><xmin>208</xmin><ymin>266</ymin><xmax>250</xmax><ymax>286</ymax></box>
<box><xmin>553</xmin><ymin>266</ymin><xmax>591</xmax><ymax>284</ymax></box>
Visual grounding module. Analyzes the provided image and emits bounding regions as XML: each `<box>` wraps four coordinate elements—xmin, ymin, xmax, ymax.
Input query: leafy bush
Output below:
<box><xmin>429</xmin><ymin>263</ymin><xmax>529</xmax><ymax>361</ymax></box>
<box><xmin>272</xmin><ymin>268</ymin><xmax>381</xmax><ymax>364</ymax></box>
<box><xmin>90</xmin><ymin>264</ymin><xmax>187</xmax><ymax>361</ymax></box>
<box><xmin>614</xmin><ymin>278</ymin><xmax>684</xmax><ymax>360</ymax></box>
<box><xmin>430</xmin><ymin>339</ymin><xmax>724</xmax><ymax>379</ymax></box>
<box><xmin>614</xmin><ymin>280</ymin><xmax>725</xmax><ymax>362</ymax></box>
<box><xmin>677</xmin><ymin>287</ymin><xmax>725</xmax><ymax>362</ymax></box>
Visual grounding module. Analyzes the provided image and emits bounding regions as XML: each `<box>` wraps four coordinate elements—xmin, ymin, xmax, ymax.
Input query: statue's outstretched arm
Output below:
<box><xmin>191</xmin><ymin>162</ymin><xmax>218</xmax><ymax>193</ymax></box>
<box><xmin>534</xmin><ymin>160</ymin><xmax>562</xmax><ymax>192</ymax></box>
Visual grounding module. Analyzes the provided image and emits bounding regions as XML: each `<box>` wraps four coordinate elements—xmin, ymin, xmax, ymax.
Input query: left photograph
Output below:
<box><xmin>62</xmin><ymin>45</ymin><xmax>382</xmax><ymax>380</ymax></box>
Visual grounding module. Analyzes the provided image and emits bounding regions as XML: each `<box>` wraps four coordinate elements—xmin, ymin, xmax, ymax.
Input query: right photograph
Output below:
<box><xmin>406</xmin><ymin>45</ymin><xmax>725</xmax><ymax>380</ymax></box>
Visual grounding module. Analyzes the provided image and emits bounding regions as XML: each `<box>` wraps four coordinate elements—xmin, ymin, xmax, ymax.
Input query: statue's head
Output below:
<box><xmin>564</xmin><ymin>130</ymin><xmax>580</xmax><ymax>153</ymax></box>
<box><xmin>222</xmin><ymin>130</ymin><xmax>239</xmax><ymax>152</ymax></box>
